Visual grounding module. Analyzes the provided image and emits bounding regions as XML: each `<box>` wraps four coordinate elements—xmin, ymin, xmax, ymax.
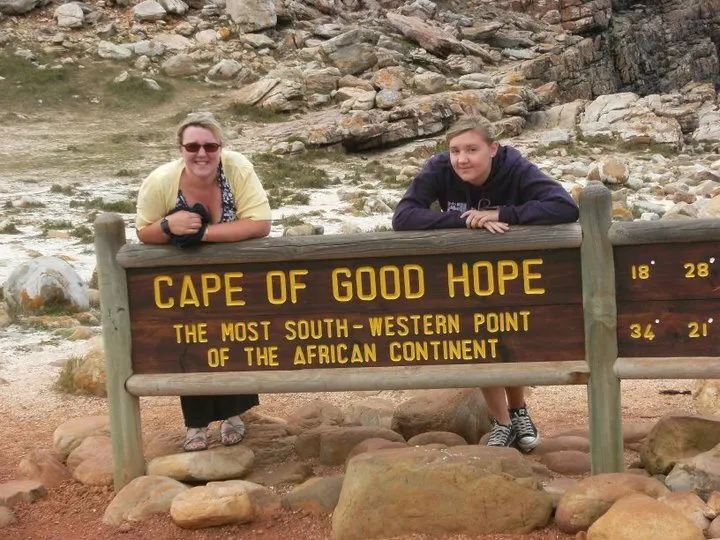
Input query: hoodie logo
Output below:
<box><xmin>447</xmin><ymin>202</ymin><xmax>467</xmax><ymax>213</ymax></box>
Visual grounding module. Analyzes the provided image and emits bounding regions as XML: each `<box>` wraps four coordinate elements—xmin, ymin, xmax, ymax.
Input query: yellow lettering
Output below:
<box><xmin>153</xmin><ymin>276</ymin><xmax>174</xmax><ymax>308</ymax></box>
<box><xmin>200</xmin><ymin>273</ymin><xmax>222</xmax><ymax>306</ymax></box>
<box><xmin>522</xmin><ymin>259</ymin><xmax>545</xmax><ymax>294</ymax></box>
<box><xmin>224</xmin><ymin>272</ymin><xmax>245</xmax><ymax>306</ymax></box>
<box><xmin>179</xmin><ymin>275</ymin><xmax>200</xmax><ymax>307</ymax></box>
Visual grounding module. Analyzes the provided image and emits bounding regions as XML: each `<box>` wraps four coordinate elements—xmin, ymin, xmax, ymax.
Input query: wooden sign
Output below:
<box><xmin>126</xmin><ymin>248</ymin><xmax>584</xmax><ymax>374</ymax></box>
<box><xmin>615</xmin><ymin>242</ymin><xmax>720</xmax><ymax>356</ymax></box>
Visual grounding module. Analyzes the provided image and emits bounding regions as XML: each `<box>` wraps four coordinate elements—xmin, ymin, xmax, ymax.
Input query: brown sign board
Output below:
<box><xmin>615</xmin><ymin>242</ymin><xmax>720</xmax><ymax>356</ymax></box>
<box><xmin>126</xmin><ymin>248</ymin><xmax>584</xmax><ymax>374</ymax></box>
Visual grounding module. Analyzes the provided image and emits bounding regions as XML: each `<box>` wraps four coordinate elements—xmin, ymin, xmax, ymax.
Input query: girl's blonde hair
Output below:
<box><xmin>176</xmin><ymin>111</ymin><xmax>225</xmax><ymax>146</ymax></box>
<box><xmin>444</xmin><ymin>115</ymin><xmax>498</xmax><ymax>147</ymax></box>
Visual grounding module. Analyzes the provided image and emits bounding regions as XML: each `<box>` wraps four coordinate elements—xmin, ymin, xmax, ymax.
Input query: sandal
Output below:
<box><xmin>183</xmin><ymin>428</ymin><xmax>208</xmax><ymax>452</ymax></box>
<box><xmin>220</xmin><ymin>419</ymin><xmax>246</xmax><ymax>446</ymax></box>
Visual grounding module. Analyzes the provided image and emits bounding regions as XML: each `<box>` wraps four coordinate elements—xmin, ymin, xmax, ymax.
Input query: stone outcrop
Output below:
<box><xmin>555</xmin><ymin>472</ymin><xmax>669</xmax><ymax>533</ymax></box>
<box><xmin>3</xmin><ymin>256</ymin><xmax>89</xmax><ymax>314</ymax></box>
<box><xmin>640</xmin><ymin>414</ymin><xmax>720</xmax><ymax>475</ymax></box>
<box><xmin>332</xmin><ymin>445</ymin><xmax>552</xmax><ymax>539</ymax></box>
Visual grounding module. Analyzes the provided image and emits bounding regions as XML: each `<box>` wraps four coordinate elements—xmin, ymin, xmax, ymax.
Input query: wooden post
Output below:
<box><xmin>94</xmin><ymin>213</ymin><xmax>145</xmax><ymax>491</ymax></box>
<box><xmin>579</xmin><ymin>182</ymin><xmax>624</xmax><ymax>473</ymax></box>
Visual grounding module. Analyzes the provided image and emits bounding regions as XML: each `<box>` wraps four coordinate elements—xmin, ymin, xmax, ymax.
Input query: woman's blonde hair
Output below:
<box><xmin>176</xmin><ymin>111</ymin><xmax>225</xmax><ymax>146</ymax></box>
<box><xmin>444</xmin><ymin>115</ymin><xmax>498</xmax><ymax>147</ymax></box>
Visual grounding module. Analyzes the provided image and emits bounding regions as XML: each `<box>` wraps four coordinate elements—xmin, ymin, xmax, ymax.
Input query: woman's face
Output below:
<box><xmin>448</xmin><ymin>129</ymin><xmax>498</xmax><ymax>187</ymax></box>
<box><xmin>180</xmin><ymin>126</ymin><xmax>222</xmax><ymax>181</ymax></box>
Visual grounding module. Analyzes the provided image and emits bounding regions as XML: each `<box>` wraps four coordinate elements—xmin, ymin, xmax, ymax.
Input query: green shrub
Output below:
<box><xmin>56</xmin><ymin>356</ymin><xmax>83</xmax><ymax>394</ymax></box>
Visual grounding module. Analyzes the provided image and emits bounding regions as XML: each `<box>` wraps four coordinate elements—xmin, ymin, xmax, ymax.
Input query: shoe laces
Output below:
<box><xmin>487</xmin><ymin>421</ymin><xmax>513</xmax><ymax>446</ymax></box>
<box><xmin>512</xmin><ymin>412</ymin><xmax>536</xmax><ymax>437</ymax></box>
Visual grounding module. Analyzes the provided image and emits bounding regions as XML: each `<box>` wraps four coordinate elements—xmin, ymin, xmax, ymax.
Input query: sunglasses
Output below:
<box><xmin>181</xmin><ymin>142</ymin><xmax>221</xmax><ymax>153</ymax></box>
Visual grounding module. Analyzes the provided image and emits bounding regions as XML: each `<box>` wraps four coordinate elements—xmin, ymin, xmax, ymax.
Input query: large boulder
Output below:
<box><xmin>103</xmin><ymin>475</ymin><xmax>188</xmax><ymax>525</ymax></box>
<box><xmin>640</xmin><ymin>414</ymin><xmax>720</xmax><ymax>475</ymax></box>
<box><xmin>4</xmin><ymin>256</ymin><xmax>89</xmax><ymax>314</ymax></box>
<box><xmin>0</xmin><ymin>0</ymin><xmax>40</xmax><ymax>15</ymax></box>
<box><xmin>392</xmin><ymin>388</ymin><xmax>491</xmax><ymax>444</ymax></box>
<box><xmin>555</xmin><ymin>472</ymin><xmax>669</xmax><ymax>533</ymax></box>
<box><xmin>332</xmin><ymin>445</ymin><xmax>552</xmax><ymax>539</ymax></box>
<box><xmin>587</xmin><ymin>493</ymin><xmax>704</xmax><ymax>540</ymax></box>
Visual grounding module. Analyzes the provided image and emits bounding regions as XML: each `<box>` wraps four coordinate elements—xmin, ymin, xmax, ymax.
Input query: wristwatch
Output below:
<box><xmin>160</xmin><ymin>217</ymin><xmax>171</xmax><ymax>236</ymax></box>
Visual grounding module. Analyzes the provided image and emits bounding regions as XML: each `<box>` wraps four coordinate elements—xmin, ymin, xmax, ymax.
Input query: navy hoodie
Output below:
<box><xmin>392</xmin><ymin>146</ymin><xmax>579</xmax><ymax>230</ymax></box>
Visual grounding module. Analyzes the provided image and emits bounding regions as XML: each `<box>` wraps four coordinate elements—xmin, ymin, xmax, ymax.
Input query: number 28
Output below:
<box><xmin>684</xmin><ymin>262</ymin><xmax>709</xmax><ymax>278</ymax></box>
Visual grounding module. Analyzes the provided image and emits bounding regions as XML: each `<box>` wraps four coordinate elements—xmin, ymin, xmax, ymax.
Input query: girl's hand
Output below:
<box><xmin>460</xmin><ymin>209</ymin><xmax>509</xmax><ymax>234</ymax></box>
<box><xmin>166</xmin><ymin>211</ymin><xmax>202</xmax><ymax>235</ymax></box>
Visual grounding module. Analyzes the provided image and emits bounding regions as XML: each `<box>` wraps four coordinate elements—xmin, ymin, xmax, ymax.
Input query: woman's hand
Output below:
<box><xmin>165</xmin><ymin>210</ymin><xmax>203</xmax><ymax>235</ymax></box>
<box><xmin>460</xmin><ymin>209</ymin><xmax>510</xmax><ymax>234</ymax></box>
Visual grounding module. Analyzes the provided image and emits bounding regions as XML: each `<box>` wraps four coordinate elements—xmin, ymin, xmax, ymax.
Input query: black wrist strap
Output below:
<box><xmin>160</xmin><ymin>218</ymin><xmax>171</xmax><ymax>236</ymax></box>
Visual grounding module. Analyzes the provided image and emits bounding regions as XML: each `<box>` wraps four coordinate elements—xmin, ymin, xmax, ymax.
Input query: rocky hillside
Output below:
<box><xmin>1</xmin><ymin>0</ymin><xmax>719</xmax><ymax>150</ymax></box>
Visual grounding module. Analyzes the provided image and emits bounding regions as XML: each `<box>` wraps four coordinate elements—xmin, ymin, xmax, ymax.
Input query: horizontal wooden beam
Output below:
<box><xmin>117</xmin><ymin>224</ymin><xmax>582</xmax><ymax>268</ymax></box>
<box><xmin>125</xmin><ymin>361</ymin><xmax>590</xmax><ymax>396</ymax></box>
<box><xmin>614</xmin><ymin>356</ymin><xmax>720</xmax><ymax>379</ymax></box>
<box><xmin>610</xmin><ymin>220</ymin><xmax>720</xmax><ymax>246</ymax></box>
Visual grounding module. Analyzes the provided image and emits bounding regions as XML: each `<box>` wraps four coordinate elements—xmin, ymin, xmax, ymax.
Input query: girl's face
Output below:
<box><xmin>448</xmin><ymin>129</ymin><xmax>499</xmax><ymax>187</ymax></box>
<box><xmin>180</xmin><ymin>126</ymin><xmax>222</xmax><ymax>182</ymax></box>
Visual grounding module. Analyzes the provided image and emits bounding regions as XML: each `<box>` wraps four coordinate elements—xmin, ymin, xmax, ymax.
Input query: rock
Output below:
<box><xmin>345</xmin><ymin>438</ymin><xmax>407</xmax><ymax>463</ymax></box>
<box><xmin>0</xmin><ymin>480</ymin><xmax>46</xmax><ymax>507</ymax></box>
<box><xmin>226</xmin><ymin>0</ymin><xmax>277</xmax><ymax>32</ymax></box>
<box><xmin>392</xmin><ymin>388</ymin><xmax>492</xmax><ymax>444</ymax></box>
<box><xmin>4</xmin><ymin>256</ymin><xmax>89</xmax><ymax>315</ymax></box>
<box><xmin>133</xmin><ymin>0</ymin><xmax>166</xmax><ymax>21</ymax></box>
<box><xmin>640</xmin><ymin>414</ymin><xmax>720</xmax><ymax>475</ymax></box>
<box><xmin>17</xmin><ymin>449</ymin><xmax>72</xmax><ymax>488</ymax></box>
<box><xmin>385</xmin><ymin>12</ymin><xmax>463</xmax><ymax>58</ymax></box>
<box><xmin>539</xmin><ymin>450</ymin><xmax>591</xmax><ymax>475</ymax></box>
<box><xmin>143</xmin><ymin>430</ymin><xmax>184</xmax><ymax>459</ymax></box>
<box><xmin>54</xmin><ymin>3</ymin><xmax>84</xmax><ymax>28</ymax></box>
<box><xmin>67</xmin><ymin>435</ymin><xmax>113</xmax><ymax>486</ymax></box>
<box><xmin>103</xmin><ymin>475</ymin><xmax>188</xmax><ymax>525</ymax></box>
<box><xmin>587</xmin><ymin>493</ymin><xmax>704</xmax><ymax>540</ymax></box>
<box><xmin>244</xmin><ymin>462</ymin><xmax>312</xmax><ymax>486</ymax></box>
<box><xmin>72</xmin><ymin>336</ymin><xmax>106</xmax><ymax>396</ymax></box>
<box><xmin>658</xmin><ymin>492</ymin><xmax>713</xmax><ymax>534</ymax></box>
<box><xmin>332</xmin><ymin>445</ymin><xmax>552</xmax><ymax>538</ymax></box>
<box><xmin>287</xmin><ymin>399</ymin><xmax>344</xmax><ymax>432</ymax></box>
<box><xmin>53</xmin><ymin>415</ymin><xmax>110</xmax><ymax>458</ymax></box>
<box><xmin>161</xmin><ymin>54</ymin><xmax>197</xmax><ymax>77</ymax></box>
<box><xmin>413</xmin><ymin>71</ymin><xmax>446</xmax><ymax>94</ymax></box>
<box><xmin>0</xmin><ymin>0</ymin><xmax>39</xmax><ymax>15</ymax></box>
<box><xmin>406</xmin><ymin>431</ymin><xmax>468</xmax><ymax>447</ymax></box>
<box><xmin>533</xmin><ymin>435</ymin><xmax>590</xmax><ymax>455</ymax></box>
<box><xmin>281</xmin><ymin>475</ymin><xmax>344</xmax><ymax>514</ymax></box>
<box><xmin>555</xmin><ymin>472</ymin><xmax>669</xmax><ymax>533</ymax></box>
<box><xmin>147</xmin><ymin>444</ymin><xmax>254</xmax><ymax>481</ymax></box>
<box><xmin>694</xmin><ymin>380</ymin><xmax>720</xmax><ymax>415</ymax></box>
<box><xmin>665</xmin><ymin>444</ymin><xmax>720</xmax><ymax>499</ymax></box>
<box><xmin>344</xmin><ymin>398</ymin><xmax>395</xmax><ymax>430</ymax></box>
<box><xmin>318</xmin><ymin>426</ymin><xmax>405</xmax><ymax>465</ymax></box>
<box><xmin>170</xmin><ymin>480</ymin><xmax>255</xmax><ymax>528</ymax></box>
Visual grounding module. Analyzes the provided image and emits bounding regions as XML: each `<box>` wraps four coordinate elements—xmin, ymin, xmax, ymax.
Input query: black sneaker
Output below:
<box><xmin>510</xmin><ymin>405</ymin><xmax>541</xmax><ymax>452</ymax></box>
<box><xmin>486</xmin><ymin>420</ymin><xmax>517</xmax><ymax>447</ymax></box>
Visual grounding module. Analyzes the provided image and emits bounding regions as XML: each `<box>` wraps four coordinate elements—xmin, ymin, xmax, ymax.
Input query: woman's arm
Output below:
<box><xmin>392</xmin><ymin>155</ymin><xmax>466</xmax><ymax>231</ymax></box>
<box><xmin>203</xmin><ymin>218</ymin><xmax>271</xmax><ymax>243</ymax></box>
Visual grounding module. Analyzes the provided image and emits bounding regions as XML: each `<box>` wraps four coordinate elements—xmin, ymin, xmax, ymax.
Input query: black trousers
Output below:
<box><xmin>180</xmin><ymin>393</ymin><xmax>259</xmax><ymax>428</ymax></box>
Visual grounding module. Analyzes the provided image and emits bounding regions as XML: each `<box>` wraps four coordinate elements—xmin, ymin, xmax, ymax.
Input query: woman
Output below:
<box><xmin>135</xmin><ymin>111</ymin><xmax>272</xmax><ymax>451</ymax></box>
<box><xmin>392</xmin><ymin>115</ymin><xmax>579</xmax><ymax>451</ymax></box>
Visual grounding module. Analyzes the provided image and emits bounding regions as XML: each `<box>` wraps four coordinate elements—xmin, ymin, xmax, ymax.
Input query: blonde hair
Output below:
<box><xmin>444</xmin><ymin>115</ymin><xmax>498</xmax><ymax>147</ymax></box>
<box><xmin>176</xmin><ymin>111</ymin><xmax>225</xmax><ymax>146</ymax></box>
